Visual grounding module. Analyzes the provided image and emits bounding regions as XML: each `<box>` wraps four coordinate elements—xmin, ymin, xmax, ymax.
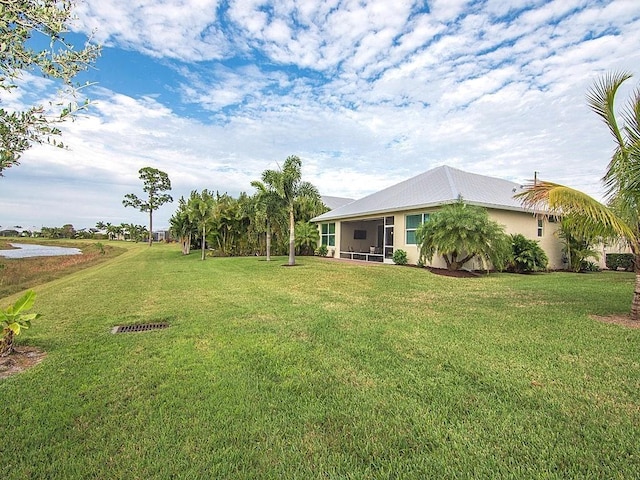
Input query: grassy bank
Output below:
<box><xmin>0</xmin><ymin>238</ymin><xmax>127</xmax><ymax>298</ymax></box>
<box><xmin>1</xmin><ymin>244</ymin><xmax>639</xmax><ymax>478</ymax></box>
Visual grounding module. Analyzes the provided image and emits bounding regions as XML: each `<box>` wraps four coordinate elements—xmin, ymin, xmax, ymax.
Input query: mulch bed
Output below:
<box><xmin>426</xmin><ymin>267</ymin><xmax>484</xmax><ymax>278</ymax></box>
<box><xmin>0</xmin><ymin>346</ymin><xmax>47</xmax><ymax>379</ymax></box>
<box><xmin>591</xmin><ymin>314</ymin><xmax>640</xmax><ymax>329</ymax></box>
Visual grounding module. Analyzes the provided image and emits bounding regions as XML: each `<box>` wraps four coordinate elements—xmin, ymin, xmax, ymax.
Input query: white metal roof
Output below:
<box><xmin>312</xmin><ymin>165</ymin><xmax>530</xmax><ymax>222</ymax></box>
<box><xmin>321</xmin><ymin>195</ymin><xmax>355</xmax><ymax>210</ymax></box>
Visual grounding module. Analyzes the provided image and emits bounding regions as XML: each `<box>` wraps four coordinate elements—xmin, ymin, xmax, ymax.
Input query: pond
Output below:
<box><xmin>0</xmin><ymin>243</ymin><xmax>83</xmax><ymax>259</ymax></box>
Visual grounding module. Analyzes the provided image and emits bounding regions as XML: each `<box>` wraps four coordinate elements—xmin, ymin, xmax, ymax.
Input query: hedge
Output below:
<box><xmin>605</xmin><ymin>253</ymin><xmax>635</xmax><ymax>271</ymax></box>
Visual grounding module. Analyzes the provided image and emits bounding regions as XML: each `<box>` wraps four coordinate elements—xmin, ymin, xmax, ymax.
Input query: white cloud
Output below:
<box><xmin>2</xmin><ymin>0</ymin><xmax>640</xmax><ymax>229</ymax></box>
<box><xmin>74</xmin><ymin>0</ymin><xmax>229</xmax><ymax>61</ymax></box>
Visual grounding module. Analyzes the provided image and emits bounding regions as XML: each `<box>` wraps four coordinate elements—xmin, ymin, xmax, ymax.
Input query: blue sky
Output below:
<box><xmin>1</xmin><ymin>0</ymin><xmax>639</xmax><ymax>231</ymax></box>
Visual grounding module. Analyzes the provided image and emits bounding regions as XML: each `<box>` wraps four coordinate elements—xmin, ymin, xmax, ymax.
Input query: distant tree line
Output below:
<box><xmin>0</xmin><ymin>223</ymin><xmax>150</xmax><ymax>241</ymax></box>
<box><xmin>170</xmin><ymin>155</ymin><xmax>327</xmax><ymax>262</ymax></box>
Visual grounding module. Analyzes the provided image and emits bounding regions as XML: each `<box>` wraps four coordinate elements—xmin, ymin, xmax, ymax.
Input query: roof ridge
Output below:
<box><xmin>442</xmin><ymin>165</ymin><xmax>459</xmax><ymax>199</ymax></box>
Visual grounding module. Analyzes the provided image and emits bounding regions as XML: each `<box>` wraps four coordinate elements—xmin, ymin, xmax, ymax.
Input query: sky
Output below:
<box><xmin>1</xmin><ymin>0</ymin><xmax>639</xmax><ymax>231</ymax></box>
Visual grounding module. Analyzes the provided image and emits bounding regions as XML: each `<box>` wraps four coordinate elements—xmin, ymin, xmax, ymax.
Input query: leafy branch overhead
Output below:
<box><xmin>0</xmin><ymin>0</ymin><xmax>101</xmax><ymax>175</ymax></box>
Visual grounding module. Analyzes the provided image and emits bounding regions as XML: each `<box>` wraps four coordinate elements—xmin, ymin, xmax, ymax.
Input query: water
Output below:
<box><xmin>0</xmin><ymin>243</ymin><xmax>82</xmax><ymax>259</ymax></box>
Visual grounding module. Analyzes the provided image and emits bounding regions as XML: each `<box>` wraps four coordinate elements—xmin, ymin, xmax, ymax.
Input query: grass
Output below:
<box><xmin>1</xmin><ymin>243</ymin><xmax>639</xmax><ymax>479</ymax></box>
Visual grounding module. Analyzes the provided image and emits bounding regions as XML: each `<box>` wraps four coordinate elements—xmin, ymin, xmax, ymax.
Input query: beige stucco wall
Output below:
<box><xmin>317</xmin><ymin>206</ymin><xmax>565</xmax><ymax>270</ymax></box>
<box><xmin>395</xmin><ymin>207</ymin><xmax>563</xmax><ymax>270</ymax></box>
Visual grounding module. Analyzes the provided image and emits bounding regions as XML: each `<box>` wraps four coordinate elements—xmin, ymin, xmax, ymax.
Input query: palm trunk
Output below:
<box><xmin>632</xmin><ymin>253</ymin><xmax>640</xmax><ymax>321</ymax></box>
<box><xmin>288</xmin><ymin>207</ymin><xmax>295</xmax><ymax>266</ymax></box>
<box><xmin>266</xmin><ymin>220</ymin><xmax>271</xmax><ymax>262</ymax></box>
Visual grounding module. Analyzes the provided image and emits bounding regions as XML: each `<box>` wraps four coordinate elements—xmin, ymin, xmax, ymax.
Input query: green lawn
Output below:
<box><xmin>1</xmin><ymin>243</ymin><xmax>639</xmax><ymax>479</ymax></box>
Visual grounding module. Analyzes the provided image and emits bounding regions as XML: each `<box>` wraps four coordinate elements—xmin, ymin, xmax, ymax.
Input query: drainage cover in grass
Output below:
<box><xmin>111</xmin><ymin>323</ymin><xmax>169</xmax><ymax>334</ymax></box>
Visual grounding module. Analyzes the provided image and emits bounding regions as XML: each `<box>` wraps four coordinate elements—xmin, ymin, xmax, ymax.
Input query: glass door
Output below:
<box><xmin>384</xmin><ymin>216</ymin><xmax>394</xmax><ymax>259</ymax></box>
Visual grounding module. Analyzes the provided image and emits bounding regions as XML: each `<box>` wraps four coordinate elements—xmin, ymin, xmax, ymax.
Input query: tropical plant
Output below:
<box><xmin>415</xmin><ymin>199</ymin><xmax>511</xmax><ymax>271</ymax></box>
<box><xmin>254</xmin><ymin>156</ymin><xmax>321</xmax><ymax>266</ymax></box>
<box><xmin>126</xmin><ymin>224</ymin><xmax>148</xmax><ymax>243</ymax></box>
<box><xmin>557</xmin><ymin>220</ymin><xmax>600</xmax><ymax>272</ymax></box>
<box><xmin>1</xmin><ymin>290</ymin><xmax>41</xmax><ymax>356</ymax></box>
<box><xmin>113</xmin><ymin>224</ymin><xmax>125</xmax><ymax>241</ymax></box>
<box><xmin>211</xmin><ymin>192</ymin><xmax>252</xmax><ymax>256</ymax></box>
<box><xmin>169</xmin><ymin>197</ymin><xmax>196</xmax><ymax>255</ymax></box>
<box><xmin>315</xmin><ymin>244</ymin><xmax>329</xmax><ymax>257</ymax></box>
<box><xmin>188</xmin><ymin>189</ymin><xmax>216</xmax><ymax>261</ymax></box>
<box><xmin>295</xmin><ymin>195</ymin><xmax>327</xmax><ymax>223</ymax></box>
<box><xmin>516</xmin><ymin>71</ymin><xmax>640</xmax><ymax>320</ymax></box>
<box><xmin>294</xmin><ymin>221</ymin><xmax>320</xmax><ymax>255</ymax></box>
<box><xmin>123</xmin><ymin>167</ymin><xmax>173</xmax><ymax>246</ymax></box>
<box><xmin>392</xmin><ymin>249</ymin><xmax>408</xmax><ymax>265</ymax></box>
<box><xmin>0</xmin><ymin>0</ymin><xmax>100</xmax><ymax>175</ymax></box>
<box><xmin>508</xmin><ymin>234</ymin><xmax>548</xmax><ymax>273</ymax></box>
<box><xmin>102</xmin><ymin>223</ymin><xmax>115</xmax><ymax>240</ymax></box>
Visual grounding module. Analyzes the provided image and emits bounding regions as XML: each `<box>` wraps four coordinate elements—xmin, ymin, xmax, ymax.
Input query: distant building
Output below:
<box><xmin>152</xmin><ymin>230</ymin><xmax>172</xmax><ymax>242</ymax></box>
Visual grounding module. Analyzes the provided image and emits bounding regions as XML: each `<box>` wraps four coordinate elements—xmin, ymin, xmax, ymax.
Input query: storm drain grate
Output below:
<box><xmin>111</xmin><ymin>323</ymin><xmax>169</xmax><ymax>334</ymax></box>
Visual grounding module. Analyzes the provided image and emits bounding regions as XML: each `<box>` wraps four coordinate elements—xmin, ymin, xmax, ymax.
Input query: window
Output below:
<box><xmin>406</xmin><ymin>213</ymin><xmax>430</xmax><ymax>244</ymax></box>
<box><xmin>321</xmin><ymin>223</ymin><xmax>335</xmax><ymax>246</ymax></box>
<box><xmin>537</xmin><ymin>218</ymin><xmax>543</xmax><ymax>237</ymax></box>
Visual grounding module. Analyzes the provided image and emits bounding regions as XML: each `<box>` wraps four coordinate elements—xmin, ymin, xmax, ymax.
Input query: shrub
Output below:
<box><xmin>315</xmin><ymin>245</ymin><xmax>328</xmax><ymax>257</ymax></box>
<box><xmin>580</xmin><ymin>261</ymin><xmax>600</xmax><ymax>272</ymax></box>
<box><xmin>393</xmin><ymin>249</ymin><xmax>408</xmax><ymax>265</ymax></box>
<box><xmin>508</xmin><ymin>234</ymin><xmax>548</xmax><ymax>273</ymax></box>
<box><xmin>605</xmin><ymin>253</ymin><xmax>634</xmax><ymax>271</ymax></box>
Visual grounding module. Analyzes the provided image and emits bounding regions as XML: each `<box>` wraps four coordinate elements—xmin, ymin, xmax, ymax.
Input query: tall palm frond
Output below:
<box><xmin>586</xmin><ymin>71</ymin><xmax>640</xmax><ymax>200</ymax></box>
<box><xmin>515</xmin><ymin>181</ymin><xmax>635</xmax><ymax>245</ymax></box>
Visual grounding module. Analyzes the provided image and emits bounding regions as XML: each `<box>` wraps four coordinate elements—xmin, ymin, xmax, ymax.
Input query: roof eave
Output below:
<box><xmin>312</xmin><ymin>200</ymin><xmax>543</xmax><ymax>222</ymax></box>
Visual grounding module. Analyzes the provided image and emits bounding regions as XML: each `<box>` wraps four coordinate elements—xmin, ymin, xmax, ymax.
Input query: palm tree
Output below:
<box><xmin>415</xmin><ymin>198</ymin><xmax>511</xmax><ymax>271</ymax></box>
<box><xmin>118</xmin><ymin>223</ymin><xmax>128</xmax><ymax>241</ymax></box>
<box><xmin>251</xmin><ymin>179</ymin><xmax>286</xmax><ymax>261</ymax></box>
<box><xmin>255</xmin><ymin>156</ymin><xmax>320</xmax><ymax>266</ymax></box>
<box><xmin>188</xmin><ymin>189</ymin><xmax>216</xmax><ymax>261</ymax></box>
<box><xmin>517</xmin><ymin>71</ymin><xmax>640</xmax><ymax>320</ymax></box>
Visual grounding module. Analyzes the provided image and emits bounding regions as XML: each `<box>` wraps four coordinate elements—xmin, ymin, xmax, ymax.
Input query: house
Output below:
<box><xmin>312</xmin><ymin>165</ymin><xmax>565</xmax><ymax>269</ymax></box>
